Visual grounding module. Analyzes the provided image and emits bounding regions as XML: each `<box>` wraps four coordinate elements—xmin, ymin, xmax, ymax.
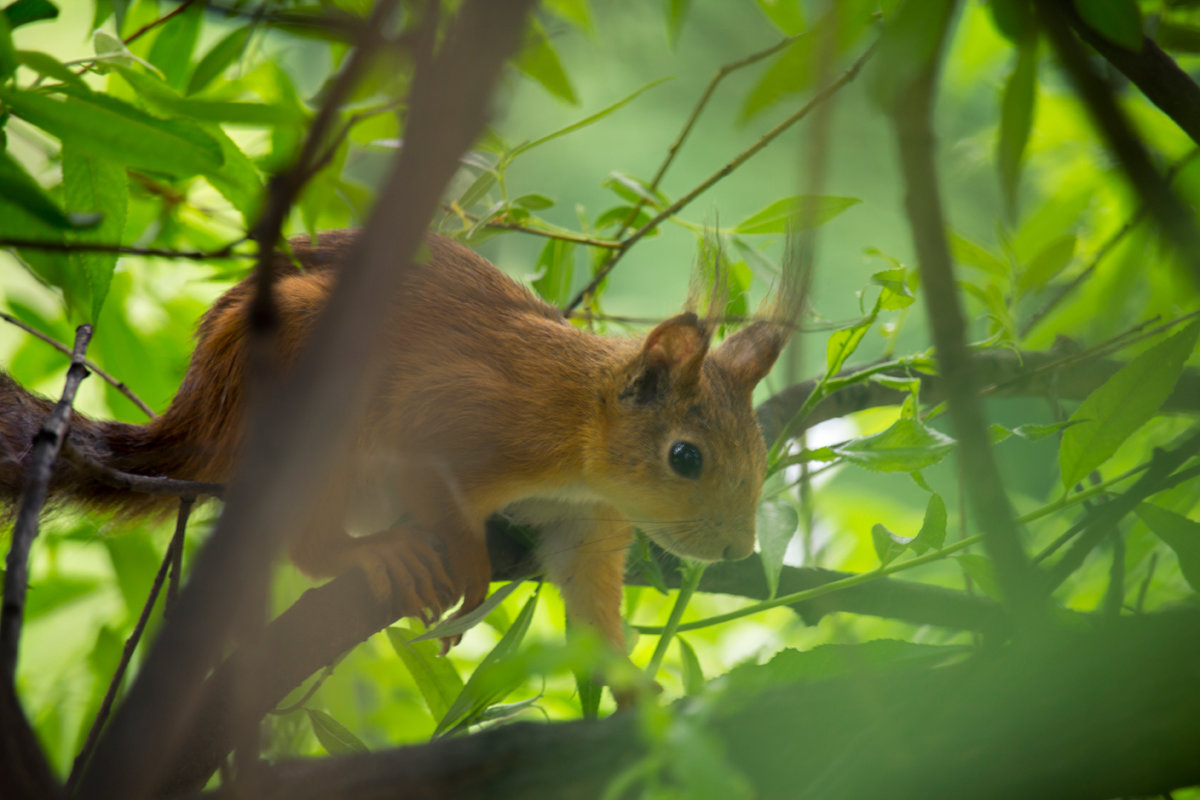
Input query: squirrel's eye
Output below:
<box><xmin>668</xmin><ymin>441</ymin><xmax>703</xmax><ymax>479</ymax></box>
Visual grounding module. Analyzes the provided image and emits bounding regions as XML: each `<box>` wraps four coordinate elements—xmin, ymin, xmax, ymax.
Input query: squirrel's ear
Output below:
<box><xmin>712</xmin><ymin>322</ymin><xmax>786</xmax><ymax>388</ymax></box>
<box><xmin>641</xmin><ymin>312</ymin><xmax>710</xmax><ymax>389</ymax></box>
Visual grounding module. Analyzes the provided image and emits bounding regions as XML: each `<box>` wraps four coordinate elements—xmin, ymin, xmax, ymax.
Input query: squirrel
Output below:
<box><xmin>1</xmin><ymin>229</ymin><xmax>794</xmax><ymax>693</ymax></box>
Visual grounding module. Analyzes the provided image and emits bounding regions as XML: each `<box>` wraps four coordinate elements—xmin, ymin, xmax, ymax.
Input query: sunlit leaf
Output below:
<box><xmin>306</xmin><ymin>709</ymin><xmax>369</xmax><ymax>755</ymax></box>
<box><xmin>754</xmin><ymin>0</ymin><xmax>805</xmax><ymax>35</ymax></box>
<box><xmin>834</xmin><ymin>418</ymin><xmax>956</xmax><ymax>473</ymax></box>
<box><xmin>63</xmin><ymin>147</ymin><xmax>127</xmax><ymax>321</ymax></box>
<box><xmin>412</xmin><ymin>580</ymin><xmax>525</xmax><ymax>643</ymax></box>
<box><xmin>145</xmin><ymin>0</ymin><xmax>202</xmax><ymax>89</ymax></box>
<box><xmin>514</xmin><ymin>21</ymin><xmax>577</xmax><ymax>104</ymax></box>
<box><xmin>187</xmin><ymin>25</ymin><xmax>252</xmax><ymax>95</ymax></box>
<box><xmin>1060</xmin><ymin>321</ymin><xmax>1200</xmax><ymax>488</ymax></box>
<box><xmin>740</xmin><ymin>33</ymin><xmax>814</xmax><ymax>120</ymax></box>
<box><xmin>435</xmin><ymin>585</ymin><xmax>541</xmax><ymax>736</ymax></box>
<box><xmin>0</xmin><ymin>86</ymin><xmax>223</xmax><ymax>176</ymax></box>
<box><xmin>678</xmin><ymin>636</ymin><xmax>705</xmax><ymax>694</ymax></box>
<box><xmin>387</xmin><ymin>626</ymin><xmax>464</xmax><ymax>721</ymax></box>
<box><xmin>733</xmin><ymin>195</ymin><xmax>860</xmax><ymax>235</ymax></box>
<box><xmin>998</xmin><ymin>40</ymin><xmax>1037</xmax><ymax>219</ymax></box>
<box><xmin>948</xmin><ymin>231</ymin><xmax>1007</xmax><ymax>278</ymax></box>
<box><xmin>1018</xmin><ymin>234</ymin><xmax>1075</xmax><ymax>293</ymax></box>
<box><xmin>15</xmin><ymin>49</ymin><xmax>88</xmax><ymax>89</ymax></box>
<box><xmin>531</xmin><ymin>237</ymin><xmax>576</xmax><ymax>306</ymax></box>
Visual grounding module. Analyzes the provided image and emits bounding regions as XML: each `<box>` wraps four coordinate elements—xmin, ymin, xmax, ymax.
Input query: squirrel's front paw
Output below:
<box><xmin>349</xmin><ymin>526</ymin><xmax>492</xmax><ymax>639</ymax></box>
<box><xmin>348</xmin><ymin>527</ymin><xmax>461</xmax><ymax>625</ymax></box>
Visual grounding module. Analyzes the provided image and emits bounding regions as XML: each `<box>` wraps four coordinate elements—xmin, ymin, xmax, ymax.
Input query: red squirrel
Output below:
<box><xmin>1</xmin><ymin>230</ymin><xmax>793</xmax><ymax>669</ymax></box>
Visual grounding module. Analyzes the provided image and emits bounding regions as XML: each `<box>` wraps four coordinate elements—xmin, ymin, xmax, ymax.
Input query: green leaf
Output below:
<box><xmin>824</xmin><ymin>309</ymin><xmax>876</xmax><ymax>377</ymax></box>
<box><xmin>872</xmin><ymin>523</ymin><xmax>911</xmax><ymax>566</ymax></box>
<box><xmin>998</xmin><ymin>39</ymin><xmax>1037</xmax><ymax>219</ymax></box>
<box><xmin>514</xmin><ymin>193</ymin><xmax>554</xmax><ymax>210</ymax></box>
<box><xmin>63</xmin><ymin>147</ymin><xmax>127</xmax><ymax>321</ymax></box>
<box><xmin>757</xmin><ymin>497</ymin><xmax>798</xmax><ymax>598</ymax></box>
<box><xmin>754</xmin><ymin>0</ymin><xmax>805</xmax><ymax>35</ymax></box>
<box><xmin>15</xmin><ymin>49</ymin><xmax>88</xmax><ymax>90</ymax></box>
<box><xmin>867</xmin><ymin>0</ymin><xmax>953</xmax><ymax>113</ymax></box>
<box><xmin>412</xmin><ymin>580</ymin><xmax>525</xmax><ymax>643</ymax></box>
<box><xmin>544</xmin><ymin>0</ymin><xmax>592</xmax><ymax>32</ymax></box>
<box><xmin>201</xmin><ymin>123</ymin><xmax>264</xmax><ymax>223</ymax></box>
<box><xmin>3</xmin><ymin>0</ymin><xmax>57</xmax><ymax>29</ymax></box>
<box><xmin>1012</xmin><ymin>420</ymin><xmax>1079</xmax><ymax>440</ymax></box>
<box><xmin>910</xmin><ymin>493</ymin><xmax>947</xmax><ymax>554</ymax></box>
<box><xmin>532</xmin><ymin>237</ymin><xmax>576</xmax><ymax>306</ymax></box>
<box><xmin>741</xmin><ymin>33</ymin><xmax>814</xmax><ymax>120</ymax></box>
<box><xmin>733</xmin><ymin>195</ymin><xmax>860</xmax><ymax>235</ymax></box>
<box><xmin>1156</xmin><ymin>21</ymin><xmax>1200</xmax><ymax>54</ymax></box>
<box><xmin>0</xmin><ymin>149</ymin><xmax>76</xmax><ymax>229</ymax></box>
<box><xmin>513</xmin><ymin>21</ymin><xmax>577</xmax><ymax>104</ymax></box>
<box><xmin>0</xmin><ymin>86</ymin><xmax>223</xmax><ymax>176</ymax></box>
<box><xmin>145</xmin><ymin>0</ymin><xmax>202</xmax><ymax>89</ymax></box>
<box><xmin>1060</xmin><ymin>321</ymin><xmax>1200</xmax><ymax>488</ymax></box>
<box><xmin>0</xmin><ymin>12</ymin><xmax>15</xmax><ymax>82</ymax></box>
<box><xmin>435</xmin><ymin>585</ymin><xmax>541</xmax><ymax>736</ymax></box>
<box><xmin>187</xmin><ymin>25</ymin><xmax>252</xmax><ymax>95</ymax></box>
<box><xmin>1018</xmin><ymin>234</ymin><xmax>1075</xmax><ymax>293</ymax></box>
<box><xmin>834</xmin><ymin>418</ymin><xmax>956</xmax><ymax>473</ymax></box>
<box><xmin>115</xmin><ymin>64</ymin><xmax>296</xmax><ymax>125</ymax></box>
<box><xmin>508</xmin><ymin>77</ymin><xmax>670</xmax><ymax>161</ymax></box>
<box><xmin>1136</xmin><ymin>504</ymin><xmax>1200</xmax><ymax>593</ymax></box>
<box><xmin>387</xmin><ymin>626</ymin><xmax>464</xmax><ymax>721</ymax></box>
<box><xmin>306</xmin><ymin>709</ymin><xmax>369</xmax><ymax>755</ymax></box>
<box><xmin>871</xmin><ymin>267</ymin><xmax>915</xmax><ymax>310</ymax></box>
<box><xmin>603</xmin><ymin>171</ymin><xmax>666</xmax><ymax>208</ymax></box>
<box><xmin>663</xmin><ymin>0</ymin><xmax>691</xmax><ymax>47</ymax></box>
<box><xmin>677</xmin><ymin>636</ymin><xmax>705</xmax><ymax>695</ymax></box>
<box><xmin>1073</xmin><ymin>0</ymin><xmax>1142</xmax><ymax>52</ymax></box>
<box><xmin>948</xmin><ymin>231</ymin><xmax>1007</xmax><ymax>278</ymax></box>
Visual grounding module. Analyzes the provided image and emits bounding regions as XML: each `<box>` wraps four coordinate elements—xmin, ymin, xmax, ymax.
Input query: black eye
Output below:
<box><xmin>668</xmin><ymin>441</ymin><xmax>703</xmax><ymax>479</ymax></box>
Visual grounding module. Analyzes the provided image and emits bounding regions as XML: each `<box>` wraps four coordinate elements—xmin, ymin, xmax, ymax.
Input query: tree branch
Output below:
<box><xmin>1</xmin><ymin>324</ymin><xmax>92</xmax><ymax>683</ymax></box>
<box><xmin>72</xmin><ymin>4</ymin><xmax>536</xmax><ymax>799</ymax></box>
<box><xmin>199</xmin><ymin>610</ymin><xmax>1200</xmax><ymax>800</ymax></box>
<box><xmin>888</xmin><ymin>1</ymin><xmax>1045</xmax><ymax>625</ymax></box>
<box><xmin>564</xmin><ymin>43</ymin><xmax>875</xmax><ymax>314</ymax></box>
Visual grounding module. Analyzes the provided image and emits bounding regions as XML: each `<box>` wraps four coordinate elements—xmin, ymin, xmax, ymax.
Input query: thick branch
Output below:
<box><xmin>888</xmin><ymin>3</ymin><xmax>1044</xmax><ymax>623</ymax></box>
<box><xmin>203</xmin><ymin>610</ymin><xmax>1200</xmax><ymax>800</ymax></box>
<box><xmin>73</xmin><ymin>4</ymin><xmax>535</xmax><ymax>800</ymax></box>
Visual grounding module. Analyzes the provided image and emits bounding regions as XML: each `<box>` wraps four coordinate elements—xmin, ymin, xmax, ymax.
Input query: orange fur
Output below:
<box><xmin>1</xmin><ymin>230</ymin><xmax>793</xmax><ymax>699</ymax></box>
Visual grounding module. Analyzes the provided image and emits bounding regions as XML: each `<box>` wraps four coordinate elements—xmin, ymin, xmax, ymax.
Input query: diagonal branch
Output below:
<box><xmin>887</xmin><ymin>2</ymin><xmax>1045</xmax><ymax>627</ymax></box>
<box><xmin>1</xmin><ymin>324</ymin><xmax>93</xmax><ymax>683</ymax></box>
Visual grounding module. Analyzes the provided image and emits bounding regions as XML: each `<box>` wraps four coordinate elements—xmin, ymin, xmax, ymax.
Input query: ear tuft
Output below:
<box><xmin>712</xmin><ymin>322</ymin><xmax>786</xmax><ymax>388</ymax></box>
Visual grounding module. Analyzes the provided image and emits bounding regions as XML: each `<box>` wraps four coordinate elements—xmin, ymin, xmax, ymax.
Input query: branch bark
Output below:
<box><xmin>199</xmin><ymin>610</ymin><xmax>1200</xmax><ymax>800</ymax></box>
<box><xmin>72</xmin><ymin>3</ymin><xmax>535</xmax><ymax>799</ymax></box>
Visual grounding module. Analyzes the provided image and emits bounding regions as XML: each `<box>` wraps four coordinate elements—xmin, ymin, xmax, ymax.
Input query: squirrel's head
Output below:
<box><xmin>589</xmin><ymin>312</ymin><xmax>788</xmax><ymax>562</ymax></box>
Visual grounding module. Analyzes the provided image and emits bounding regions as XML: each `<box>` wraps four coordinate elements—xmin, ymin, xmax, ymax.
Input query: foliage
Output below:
<box><xmin>2</xmin><ymin>0</ymin><xmax>1200</xmax><ymax>797</ymax></box>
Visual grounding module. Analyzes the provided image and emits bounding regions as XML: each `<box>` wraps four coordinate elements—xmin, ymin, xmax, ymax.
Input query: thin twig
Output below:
<box><xmin>268</xmin><ymin>665</ymin><xmax>336</xmax><ymax>716</ymax></box>
<box><xmin>612</xmin><ymin>31</ymin><xmax>805</xmax><ymax>240</ymax></box>
<box><xmin>66</xmin><ymin>497</ymin><xmax>194</xmax><ymax>793</ymax></box>
<box><xmin>125</xmin><ymin>0</ymin><xmax>201</xmax><ymax>45</ymax></box>
<box><xmin>1</xmin><ymin>325</ymin><xmax>93</xmax><ymax>681</ymax></box>
<box><xmin>1134</xmin><ymin>552</ymin><xmax>1158</xmax><ymax>613</ymax></box>
<box><xmin>60</xmin><ymin>441</ymin><xmax>225</xmax><ymax>500</ymax></box>
<box><xmin>445</xmin><ymin>206</ymin><xmax>622</xmax><ymax>249</ymax></box>
<box><xmin>0</xmin><ymin>311</ymin><xmax>158</xmax><ymax>419</ymax></box>
<box><xmin>0</xmin><ymin>236</ymin><xmax>247</xmax><ymax>261</ymax></box>
<box><xmin>565</xmin><ymin>44</ymin><xmax>875</xmax><ymax>314</ymax></box>
<box><xmin>1021</xmin><ymin>148</ymin><xmax>1200</xmax><ymax>337</ymax></box>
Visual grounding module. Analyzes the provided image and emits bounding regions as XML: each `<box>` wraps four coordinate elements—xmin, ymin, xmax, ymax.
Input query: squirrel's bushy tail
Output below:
<box><xmin>0</xmin><ymin>372</ymin><xmax>201</xmax><ymax>519</ymax></box>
